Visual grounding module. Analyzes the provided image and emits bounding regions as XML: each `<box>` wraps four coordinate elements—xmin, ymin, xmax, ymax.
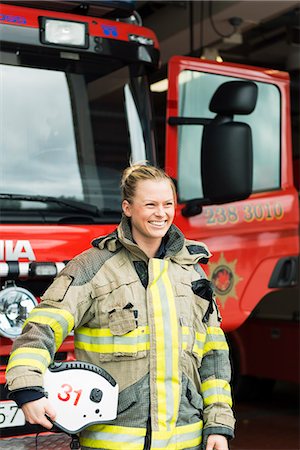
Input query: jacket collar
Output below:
<box><xmin>92</xmin><ymin>216</ymin><xmax>210</xmax><ymax>264</ymax></box>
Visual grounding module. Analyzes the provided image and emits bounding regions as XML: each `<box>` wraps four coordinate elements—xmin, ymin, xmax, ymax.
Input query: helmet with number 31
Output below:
<box><xmin>44</xmin><ymin>361</ymin><xmax>119</xmax><ymax>433</ymax></box>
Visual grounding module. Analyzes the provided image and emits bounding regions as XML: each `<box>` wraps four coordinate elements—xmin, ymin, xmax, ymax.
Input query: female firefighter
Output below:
<box><xmin>6</xmin><ymin>164</ymin><xmax>235</xmax><ymax>450</ymax></box>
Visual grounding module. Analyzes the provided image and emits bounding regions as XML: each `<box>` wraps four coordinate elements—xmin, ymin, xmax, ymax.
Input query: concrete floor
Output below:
<box><xmin>0</xmin><ymin>381</ymin><xmax>299</xmax><ymax>450</ymax></box>
<box><xmin>232</xmin><ymin>381</ymin><xmax>300</xmax><ymax>450</ymax></box>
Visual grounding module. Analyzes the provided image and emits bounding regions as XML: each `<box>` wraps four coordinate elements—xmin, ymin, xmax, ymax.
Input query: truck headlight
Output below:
<box><xmin>41</xmin><ymin>18</ymin><xmax>88</xmax><ymax>48</ymax></box>
<box><xmin>0</xmin><ymin>283</ymin><xmax>37</xmax><ymax>339</ymax></box>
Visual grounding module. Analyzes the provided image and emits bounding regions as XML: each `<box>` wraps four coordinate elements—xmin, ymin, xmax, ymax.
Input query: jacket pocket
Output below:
<box><xmin>107</xmin><ymin>304</ymin><xmax>147</xmax><ymax>359</ymax></box>
<box><xmin>75</xmin><ymin>322</ymin><xmax>149</xmax><ymax>362</ymax></box>
<box><xmin>175</xmin><ymin>280</ymin><xmax>194</xmax><ymax>325</ymax></box>
<box><xmin>178</xmin><ymin>376</ymin><xmax>203</xmax><ymax>425</ymax></box>
<box><xmin>85</xmin><ymin>279</ymin><xmax>149</xmax><ymax>362</ymax></box>
<box><xmin>41</xmin><ymin>275</ymin><xmax>73</xmax><ymax>302</ymax></box>
<box><xmin>187</xmin><ymin>378</ymin><xmax>203</xmax><ymax>413</ymax></box>
<box><xmin>108</xmin><ymin>307</ymin><xmax>137</xmax><ymax>336</ymax></box>
<box><xmin>117</xmin><ymin>375</ymin><xmax>150</xmax><ymax>426</ymax></box>
<box><xmin>93</xmin><ymin>278</ymin><xmax>146</xmax><ymax>326</ymax></box>
<box><xmin>117</xmin><ymin>383</ymin><xmax>138</xmax><ymax>414</ymax></box>
<box><xmin>175</xmin><ymin>280</ymin><xmax>198</xmax><ymax>356</ymax></box>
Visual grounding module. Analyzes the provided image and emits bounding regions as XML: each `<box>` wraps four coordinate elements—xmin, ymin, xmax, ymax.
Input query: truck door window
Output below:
<box><xmin>177</xmin><ymin>70</ymin><xmax>281</xmax><ymax>202</ymax></box>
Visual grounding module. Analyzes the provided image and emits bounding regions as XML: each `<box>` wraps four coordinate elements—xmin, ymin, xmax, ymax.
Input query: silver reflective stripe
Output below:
<box><xmin>149</xmin><ymin>259</ymin><xmax>180</xmax><ymax>437</ymax></box>
<box><xmin>74</xmin><ymin>326</ymin><xmax>150</xmax><ymax>353</ymax></box>
<box><xmin>151</xmin><ymin>421</ymin><xmax>203</xmax><ymax>450</ymax></box>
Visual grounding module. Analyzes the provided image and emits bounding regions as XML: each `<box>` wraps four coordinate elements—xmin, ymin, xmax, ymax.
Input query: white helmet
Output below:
<box><xmin>44</xmin><ymin>361</ymin><xmax>119</xmax><ymax>434</ymax></box>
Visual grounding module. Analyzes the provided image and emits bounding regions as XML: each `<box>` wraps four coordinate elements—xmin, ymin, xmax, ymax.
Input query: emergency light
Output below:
<box><xmin>41</xmin><ymin>18</ymin><xmax>88</xmax><ymax>48</ymax></box>
<box><xmin>44</xmin><ymin>361</ymin><xmax>119</xmax><ymax>434</ymax></box>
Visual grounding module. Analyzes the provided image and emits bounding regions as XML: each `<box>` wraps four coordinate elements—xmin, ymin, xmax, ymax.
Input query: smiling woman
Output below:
<box><xmin>121</xmin><ymin>165</ymin><xmax>176</xmax><ymax>258</ymax></box>
<box><xmin>6</xmin><ymin>164</ymin><xmax>235</xmax><ymax>450</ymax></box>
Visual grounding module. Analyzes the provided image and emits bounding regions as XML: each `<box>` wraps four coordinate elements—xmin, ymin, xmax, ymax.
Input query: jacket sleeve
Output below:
<box><xmin>199</xmin><ymin>292</ymin><xmax>235</xmax><ymax>442</ymax></box>
<box><xmin>192</xmin><ymin>264</ymin><xmax>235</xmax><ymax>443</ymax></box>
<box><xmin>5</xmin><ymin>257</ymin><xmax>94</xmax><ymax>393</ymax></box>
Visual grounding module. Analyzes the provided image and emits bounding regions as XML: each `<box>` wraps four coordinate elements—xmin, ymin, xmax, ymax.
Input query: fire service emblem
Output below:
<box><xmin>209</xmin><ymin>253</ymin><xmax>242</xmax><ymax>307</ymax></box>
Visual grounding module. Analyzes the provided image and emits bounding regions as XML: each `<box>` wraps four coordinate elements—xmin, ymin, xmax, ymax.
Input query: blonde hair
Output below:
<box><xmin>121</xmin><ymin>164</ymin><xmax>176</xmax><ymax>203</ymax></box>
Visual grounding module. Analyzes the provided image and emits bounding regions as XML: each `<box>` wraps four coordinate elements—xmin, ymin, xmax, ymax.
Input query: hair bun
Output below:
<box><xmin>120</xmin><ymin>163</ymin><xmax>176</xmax><ymax>202</ymax></box>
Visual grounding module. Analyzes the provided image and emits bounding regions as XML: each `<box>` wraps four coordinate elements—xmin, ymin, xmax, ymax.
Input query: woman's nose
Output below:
<box><xmin>154</xmin><ymin>205</ymin><xmax>165</xmax><ymax>216</ymax></box>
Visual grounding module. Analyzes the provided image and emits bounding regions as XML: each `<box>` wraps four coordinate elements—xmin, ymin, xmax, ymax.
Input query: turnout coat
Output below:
<box><xmin>6</xmin><ymin>217</ymin><xmax>235</xmax><ymax>450</ymax></box>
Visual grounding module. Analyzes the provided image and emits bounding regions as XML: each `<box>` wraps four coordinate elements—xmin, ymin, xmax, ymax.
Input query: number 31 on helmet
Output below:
<box><xmin>44</xmin><ymin>361</ymin><xmax>119</xmax><ymax>434</ymax></box>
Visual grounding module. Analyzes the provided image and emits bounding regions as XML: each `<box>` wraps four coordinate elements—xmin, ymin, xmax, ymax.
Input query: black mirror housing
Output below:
<box><xmin>201</xmin><ymin>121</ymin><xmax>253</xmax><ymax>204</ymax></box>
<box><xmin>201</xmin><ymin>80</ymin><xmax>257</xmax><ymax>204</ymax></box>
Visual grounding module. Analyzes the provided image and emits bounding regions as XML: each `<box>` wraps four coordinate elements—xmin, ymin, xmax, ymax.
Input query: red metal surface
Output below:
<box><xmin>229</xmin><ymin>318</ymin><xmax>300</xmax><ymax>383</ymax></box>
<box><xmin>166</xmin><ymin>56</ymin><xmax>299</xmax><ymax>332</ymax></box>
<box><xmin>0</xmin><ymin>224</ymin><xmax>117</xmax><ymax>262</ymax></box>
<box><xmin>0</xmin><ymin>3</ymin><xmax>159</xmax><ymax>48</ymax></box>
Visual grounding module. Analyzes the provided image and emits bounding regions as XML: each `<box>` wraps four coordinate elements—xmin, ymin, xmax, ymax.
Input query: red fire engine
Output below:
<box><xmin>0</xmin><ymin>0</ymin><xmax>298</xmax><ymax>437</ymax></box>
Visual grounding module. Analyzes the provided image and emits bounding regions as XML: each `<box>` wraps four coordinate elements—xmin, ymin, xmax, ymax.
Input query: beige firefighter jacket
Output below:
<box><xmin>6</xmin><ymin>217</ymin><xmax>235</xmax><ymax>450</ymax></box>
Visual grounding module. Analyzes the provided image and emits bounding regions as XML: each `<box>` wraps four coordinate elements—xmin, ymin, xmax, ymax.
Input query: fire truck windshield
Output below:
<box><xmin>0</xmin><ymin>59</ymin><xmax>154</xmax><ymax>223</ymax></box>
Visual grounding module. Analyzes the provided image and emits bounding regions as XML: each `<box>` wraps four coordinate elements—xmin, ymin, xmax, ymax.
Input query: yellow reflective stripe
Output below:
<box><xmin>75</xmin><ymin>326</ymin><xmax>150</xmax><ymax>353</ymax></box>
<box><xmin>77</xmin><ymin>326</ymin><xmax>150</xmax><ymax>337</ymax></box>
<box><xmin>192</xmin><ymin>343</ymin><xmax>203</xmax><ymax>358</ymax></box>
<box><xmin>181</xmin><ymin>326</ymin><xmax>189</xmax><ymax>336</ymax></box>
<box><xmin>24</xmin><ymin>308</ymin><xmax>74</xmax><ymax>350</ymax></box>
<box><xmin>161</xmin><ymin>261</ymin><xmax>180</xmax><ymax>431</ymax></box>
<box><xmin>6</xmin><ymin>347</ymin><xmax>51</xmax><ymax>373</ymax></box>
<box><xmin>201</xmin><ymin>379</ymin><xmax>232</xmax><ymax>407</ymax></box>
<box><xmin>203</xmin><ymin>394</ymin><xmax>232</xmax><ymax>407</ymax></box>
<box><xmin>6</xmin><ymin>358</ymin><xmax>46</xmax><ymax>373</ymax></box>
<box><xmin>150</xmin><ymin>259</ymin><xmax>181</xmax><ymax>432</ymax></box>
<box><xmin>204</xmin><ymin>341</ymin><xmax>229</xmax><ymax>353</ymax></box>
<box><xmin>195</xmin><ymin>331</ymin><xmax>205</xmax><ymax>342</ymax></box>
<box><xmin>79</xmin><ymin>439</ymin><xmax>143</xmax><ymax>450</ymax></box>
<box><xmin>75</xmin><ymin>341</ymin><xmax>150</xmax><ymax>353</ymax></box>
<box><xmin>80</xmin><ymin>425</ymin><xmax>146</xmax><ymax>450</ymax></box>
<box><xmin>207</xmin><ymin>326</ymin><xmax>224</xmax><ymax>335</ymax></box>
<box><xmin>86</xmin><ymin>425</ymin><xmax>146</xmax><ymax>435</ymax></box>
<box><xmin>152</xmin><ymin>421</ymin><xmax>203</xmax><ymax>450</ymax></box>
<box><xmin>150</xmin><ymin>259</ymin><xmax>167</xmax><ymax>428</ymax></box>
<box><xmin>202</xmin><ymin>379</ymin><xmax>231</xmax><ymax>391</ymax></box>
<box><xmin>181</xmin><ymin>327</ymin><xmax>190</xmax><ymax>351</ymax></box>
<box><xmin>204</xmin><ymin>326</ymin><xmax>229</xmax><ymax>354</ymax></box>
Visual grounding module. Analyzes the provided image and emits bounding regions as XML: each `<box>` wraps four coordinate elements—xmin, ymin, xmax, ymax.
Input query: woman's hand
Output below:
<box><xmin>206</xmin><ymin>434</ymin><xmax>229</xmax><ymax>450</ymax></box>
<box><xmin>21</xmin><ymin>397</ymin><xmax>56</xmax><ymax>430</ymax></box>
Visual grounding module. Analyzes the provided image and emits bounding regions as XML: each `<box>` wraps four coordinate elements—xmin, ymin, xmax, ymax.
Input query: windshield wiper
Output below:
<box><xmin>0</xmin><ymin>193</ymin><xmax>101</xmax><ymax>216</ymax></box>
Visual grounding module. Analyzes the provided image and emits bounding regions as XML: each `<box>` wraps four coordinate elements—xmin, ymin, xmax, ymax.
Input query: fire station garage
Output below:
<box><xmin>0</xmin><ymin>1</ymin><xmax>299</xmax><ymax>449</ymax></box>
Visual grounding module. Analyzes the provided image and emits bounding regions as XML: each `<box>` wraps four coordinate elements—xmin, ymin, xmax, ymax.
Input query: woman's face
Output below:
<box><xmin>122</xmin><ymin>179</ymin><xmax>175</xmax><ymax>246</ymax></box>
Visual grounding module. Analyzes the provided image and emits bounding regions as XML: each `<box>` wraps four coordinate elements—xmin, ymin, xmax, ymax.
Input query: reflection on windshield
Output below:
<box><xmin>0</xmin><ymin>63</ymin><xmax>141</xmax><ymax>216</ymax></box>
<box><xmin>1</xmin><ymin>65</ymin><xmax>84</xmax><ymax>201</ymax></box>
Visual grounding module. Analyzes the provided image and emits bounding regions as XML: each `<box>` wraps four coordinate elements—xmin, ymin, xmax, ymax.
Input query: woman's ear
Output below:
<box><xmin>122</xmin><ymin>200</ymin><xmax>132</xmax><ymax>217</ymax></box>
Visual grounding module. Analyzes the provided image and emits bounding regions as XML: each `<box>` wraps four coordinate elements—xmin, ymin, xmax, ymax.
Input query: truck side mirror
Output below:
<box><xmin>201</xmin><ymin>81</ymin><xmax>258</xmax><ymax>204</ymax></box>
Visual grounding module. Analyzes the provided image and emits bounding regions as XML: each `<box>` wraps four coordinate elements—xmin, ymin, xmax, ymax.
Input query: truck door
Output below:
<box><xmin>166</xmin><ymin>56</ymin><xmax>299</xmax><ymax>332</ymax></box>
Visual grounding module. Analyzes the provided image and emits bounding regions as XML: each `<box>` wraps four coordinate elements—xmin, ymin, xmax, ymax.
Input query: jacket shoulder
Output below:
<box><xmin>172</xmin><ymin>239</ymin><xmax>212</xmax><ymax>265</ymax></box>
<box><xmin>60</xmin><ymin>245</ymin><xmax>119</xmax><ymax>286</ymax></box>
<box><xmin>184</xmin><ymin>239</ymin><xmax>211</xmax><ymax>263</ymax></box>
